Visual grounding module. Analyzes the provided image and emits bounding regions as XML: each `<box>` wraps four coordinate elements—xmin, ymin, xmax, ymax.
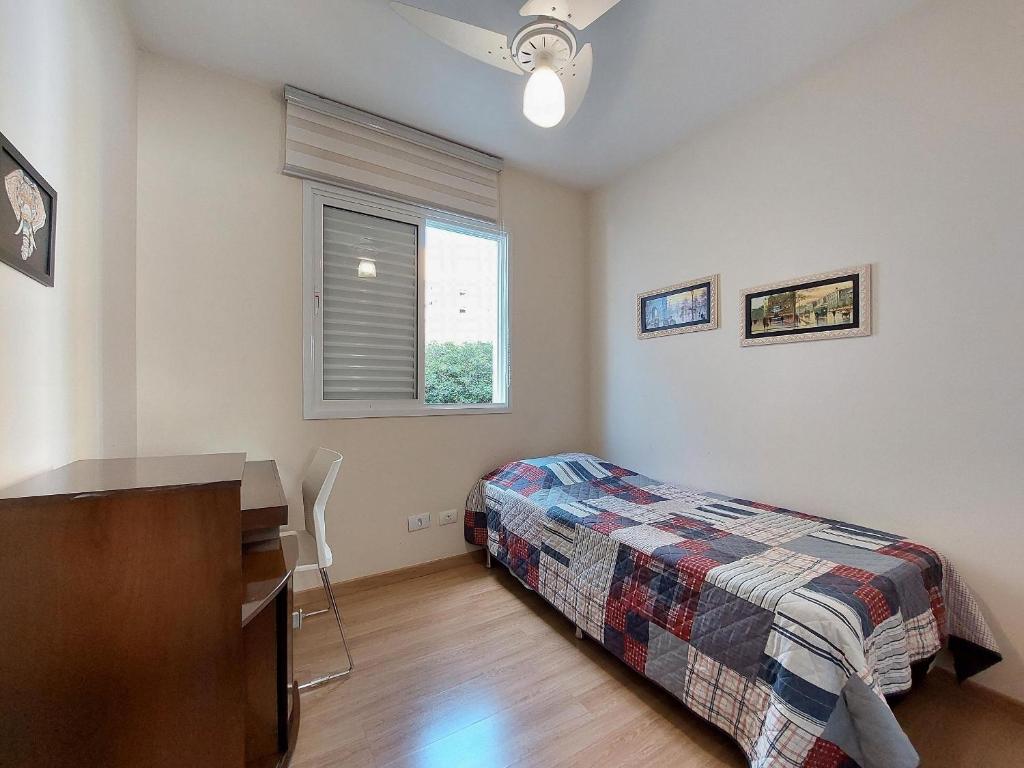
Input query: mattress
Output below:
<box><xmin>464</xmin><ymin>453</ymin><xmax>1001</xmax><ymax>768</ymax></box>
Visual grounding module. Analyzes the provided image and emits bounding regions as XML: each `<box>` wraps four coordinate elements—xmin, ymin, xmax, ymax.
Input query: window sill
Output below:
<box><xmin>303</xmin><ymin>403</ymin><xmax>511</xmax><ymax>421</ymax></box>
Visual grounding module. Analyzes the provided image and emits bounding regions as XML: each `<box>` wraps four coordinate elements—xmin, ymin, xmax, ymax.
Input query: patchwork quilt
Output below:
<box><xmin>464</xmin><ymin>454</ymin><xmax>1001</xmax><ymax>768</ymax></box>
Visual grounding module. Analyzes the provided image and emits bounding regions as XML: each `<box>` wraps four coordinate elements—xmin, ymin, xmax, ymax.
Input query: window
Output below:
<box><xmin>303</xmin><ymin>182</ymin><xmax>509</xmax><ymax>419</ymax></box>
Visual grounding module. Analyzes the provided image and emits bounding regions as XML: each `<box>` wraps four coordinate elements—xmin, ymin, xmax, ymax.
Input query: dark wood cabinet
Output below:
<box><xmin>0</xmin><ymin>454</ymin><xmax>298</xmax><ymax>768</ymax></box>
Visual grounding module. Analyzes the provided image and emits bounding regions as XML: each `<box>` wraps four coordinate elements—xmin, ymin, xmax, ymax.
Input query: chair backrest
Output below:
<box><xmin>301</xmin><ymin>448</ymin><xmax>343</xmax><ymax>569</ymax></box>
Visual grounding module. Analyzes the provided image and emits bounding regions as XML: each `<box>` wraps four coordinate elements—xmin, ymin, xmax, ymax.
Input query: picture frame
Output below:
<box><xmin>637</xmin><ymin>274</ymin><xmax>719</xmax><ymax>339</ymax></box>
<box><xmin>741</xmin><ymin>264</ymin><xmax>871</xmax><ymax>346</ymax></box>
<box><xmin>1</xmin><ymin>131</ymin><xmax>57</xmax><ymax>287</ymax></box>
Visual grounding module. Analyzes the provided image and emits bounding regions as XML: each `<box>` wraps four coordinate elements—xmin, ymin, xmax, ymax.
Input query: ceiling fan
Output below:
<box><xmin>391</xmin><ymin>1</ymin><xmax>624</xmax><ymax>128</ymax></box>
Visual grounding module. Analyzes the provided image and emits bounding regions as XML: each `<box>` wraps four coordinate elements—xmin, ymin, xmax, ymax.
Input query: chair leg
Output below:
<box><xmin>298</xmin><ymin>568</ymin><xmax>355</xmax><ymax>691</ymax></box>
<box><xmin>485</xmin><ymin>550</ymin><xmax>492</xmax><ymax>569</ymax></box>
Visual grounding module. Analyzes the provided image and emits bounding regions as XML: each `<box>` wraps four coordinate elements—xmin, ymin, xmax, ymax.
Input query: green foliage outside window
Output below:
<box><xmin>424</xmin><ymin>341</ymin><xmax>494</xmax><ymax>404</ymax></box>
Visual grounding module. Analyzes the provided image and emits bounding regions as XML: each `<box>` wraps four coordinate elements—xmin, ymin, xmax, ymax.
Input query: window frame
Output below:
<box><xmin>302</xmin><ymin>181</ymin><xmax>511</xmax><ymax>420</ymax></box>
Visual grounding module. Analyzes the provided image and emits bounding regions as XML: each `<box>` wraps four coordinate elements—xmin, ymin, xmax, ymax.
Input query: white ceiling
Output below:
<box><xmin>126</xmin><ymin>0</ymin><xmax>928</xmax><ymax>189</ymax></box>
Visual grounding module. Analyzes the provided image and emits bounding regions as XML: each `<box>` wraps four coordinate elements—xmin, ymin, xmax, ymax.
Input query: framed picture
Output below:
<box><xmin>1</xmin><ymin>132</ymin><xmax>56</xmax><ymax>286</ymax></box>
<box><xmin>637</xmin><ymin>274</ymin><xmax>719</xmax><ymax>339</ymax></box>
<box><xmin>741</xmin><ymin>264</ymin><xmax>871</xmax><ymax>346</ymax></box>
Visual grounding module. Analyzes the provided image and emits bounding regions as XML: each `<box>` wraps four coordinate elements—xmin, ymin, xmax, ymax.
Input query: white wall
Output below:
<box><xmin>135</xmin><ymin>54</ymin><xmax>590</xmax><ymax>587</ymax></box>
<box><xmin>589</xmin><ymin>0</ymin><xmax>1024</xmax><ymax>700</ymax></box>
<box><xmin>0</xmin><ymin>0</ymin><xmax>137</xmax><ymax>488</ymax></box>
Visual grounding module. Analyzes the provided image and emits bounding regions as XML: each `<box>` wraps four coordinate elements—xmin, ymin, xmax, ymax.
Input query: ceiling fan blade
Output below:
<box><xmin>391</xmin><ymin>3</ymin><xmax>522</xmax><ymax>75</ymax></box>
<box><xmin>518</xmin><ymin>0</ymin><xmax>623</xmax><ymax>30</ymax></box>
<box><xmin>559</xmin><ymin>43</ymin><xmax>592</xmax><ymax>125</ymax></box>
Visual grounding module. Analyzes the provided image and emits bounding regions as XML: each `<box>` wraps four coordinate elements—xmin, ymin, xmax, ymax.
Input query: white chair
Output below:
<box><xmin>282</xmin><ymin>448</ymin><xmax>353</xmax><ymax>690</ymax></box>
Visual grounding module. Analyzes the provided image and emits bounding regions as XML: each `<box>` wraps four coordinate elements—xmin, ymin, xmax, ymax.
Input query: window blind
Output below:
<box><xmin>285</xmin><ymin>86</ymin><xmax>503</xmax><ymax>223</ymax></box>
<box><xmin>321</xmin><ymin>206</ymin><xmax>418</xmax><ymax>401</ymax></box>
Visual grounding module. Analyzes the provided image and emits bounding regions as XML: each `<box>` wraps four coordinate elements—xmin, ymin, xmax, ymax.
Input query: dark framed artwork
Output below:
<box><xmin>637</xmin><ymin>274</ymin><xmax>719</xmax><ymax>339</ymax></box>
<box><xmin>741</xmin><ymin>264</ymin><xmax>871</xmax><ymax>346</ymax></box>
<box><xmin>1</xmin><ymin>132</ymin><xmax>56</xmax><ymax>286</ymax></box>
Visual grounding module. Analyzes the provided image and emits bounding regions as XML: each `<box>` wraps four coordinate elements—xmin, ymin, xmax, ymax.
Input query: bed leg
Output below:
<box><xmin>574</xmin><ymin>626</ymin><xmax>584</xmax><ymax>640</ymax></box>
<box><xmin>485</xmin><ymin>550</ymin><xmax>492</xmax><ymax>569</ymax></box>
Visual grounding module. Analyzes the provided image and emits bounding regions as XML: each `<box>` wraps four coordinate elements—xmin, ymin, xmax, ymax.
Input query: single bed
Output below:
<box><xmin>464</xmin><ymin>453</ymin><xmax>1001</xmax><ymax>768</ymax></box>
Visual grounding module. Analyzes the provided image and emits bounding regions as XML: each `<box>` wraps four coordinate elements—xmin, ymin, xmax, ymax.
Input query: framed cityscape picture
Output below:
<box><xmin>637</xmin><ymin>274</ymin><xmax>719</xmax><ymax>339</ymax></box>
<box><xmin>741</xmin><ymin>264</ymin><xmax>871</xmax><ymax>346</ymax></box>
<box><xmin>1</xmin><ymin>131</ymin><xmax>57</xmax><ymax>286</ymax></box>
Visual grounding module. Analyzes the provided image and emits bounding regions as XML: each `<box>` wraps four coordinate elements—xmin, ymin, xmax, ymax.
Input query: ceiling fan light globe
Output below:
<box><xmin>523</xmin><ymin>64</ymin><xmax>565</xmax><ymax>128</ymax></box>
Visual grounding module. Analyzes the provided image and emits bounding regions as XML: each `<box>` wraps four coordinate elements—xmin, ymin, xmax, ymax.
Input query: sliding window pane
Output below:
<box><xmin>424</xmin><ymin>223</ymin><xmax>504</xmax><ymax>405</ymax></box>
<box><xmin>321</xmin><ymin>206</ymin><xmax>417</xmax><ymax>400</ymax></box>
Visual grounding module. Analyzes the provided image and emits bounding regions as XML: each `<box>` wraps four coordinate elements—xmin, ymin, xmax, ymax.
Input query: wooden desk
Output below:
<box><xmin>242</xmin><ymin>532</ymin><xmax>299</xmax><ymax>767</ymax></box>
<box><xmin>0</xmin><ymin>454</ymin><xmax>299</xmax><ymax>768</ymax></box>
<box><xmin>243</xmin><ymin>534</ymin><xmax>295</xmax><ymax>627</ymax></box>
<box><xmin>242</xmin><ymin>460</ymin><xmax>289</xmax><ymax>538</ymax></box>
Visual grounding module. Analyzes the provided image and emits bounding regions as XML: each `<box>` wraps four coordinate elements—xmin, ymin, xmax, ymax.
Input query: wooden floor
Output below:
<box><xmin>291</xmin><ymin>560</ymin><xmax>1024</xmax><ymax>768</ymax></box>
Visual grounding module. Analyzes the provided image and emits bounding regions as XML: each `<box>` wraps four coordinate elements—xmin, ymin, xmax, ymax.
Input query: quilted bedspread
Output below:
<box><xmin>464</xmin><ymin>453</ymin><xmax>1001</xmax><ymax>768</ymax></box>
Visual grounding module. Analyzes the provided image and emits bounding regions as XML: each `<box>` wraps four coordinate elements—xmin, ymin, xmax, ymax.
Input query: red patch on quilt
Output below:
<box><xmin>854</xmin><ymin>584</ymin><xmax>893</xmax><ymax>626</ymax></box>
<box><xmin>878</xmin><ymin>540</ymin><xmax>940</xmax><ymax>565</ymax></box>
<box><xmin>592</xmin><ymin>512</ymin><xmax>637</xmax><ymax>535</ymax></box>
<box><xmin>592</xmin><ymin>477</ymin><xmax>626</xmax><ymax>496</ymax></box>
<box><xmin>676</xmin><ymin>554</ymin><xmax>721</xmax><ymax>582</ymax></box>
<box><xmin>605</xmin><ymin>599</ymin><xmax>626</xmax><ymax>632</ymax></box>
<box><xmin>525</xmin><ymin>562</ymin><xmax>539</xmax><ymax>590</ymax></box>
<box><xmin>622</xmin><ymin>580</ymin><xmax>656</xmax><ymax>618</ymax></box>
<box><xmin>605</xmin><ymin>464</ymin><xmax>634</xmax><ymax>478</ymax></box>
<box><xmin>506</xmin><ymin>531</ymin><xmax>530</xmax><ymax>561</ymax></box>
<box><xmin>668</xmin><ymin>580</ymin><xmax>705</xmax><ymax>641</ymax></box>
<box><xmin>802</xmin><ymin>738</ymin><xmax>854</xmax><ymax>767</ymax></box>
<box><xmin>830</xmin><ymin>564</ymin><xmax>875</xmax><ymax>584</ymax></box>
<box><xmin>465</xmin><ymin>510</ymin><xmax>487</xmax><ymax>545</ymax></box>
<box><xmin>623</xmin><ymin>636</ymin><xmax>648</xmax><ymax>672</ymax></box>
<box><xmin>605</xmin><ymin>552</ymin><xmax>658</xmax><ymax>635</ymax></box>
<box><xmin>492</xmin><ymin>462</ymin><xmax>546</xmax><ymax>495</ymax></box>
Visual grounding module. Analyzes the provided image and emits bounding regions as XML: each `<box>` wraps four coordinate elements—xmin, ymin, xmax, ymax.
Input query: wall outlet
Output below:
<box><xmin>439</xmin><ymin>509</ymin><xmax>459</xmax><ymax>526</ymax></box>
<box><xmin>408</xmin><ymin>512</ymin><xmax>431</xmax><ymax>532</ymax></box>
